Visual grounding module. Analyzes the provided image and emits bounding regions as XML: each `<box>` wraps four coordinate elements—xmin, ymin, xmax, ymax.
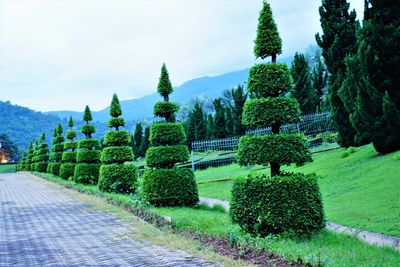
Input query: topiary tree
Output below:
<box><xmin>231</xmin><ymin>1</ymin><xmax>324</xmax><ymax>238</ymax></box>
<box><xmin>74</xmin><ymin>106</ymin><xmax>101</xmax><ymax>184</ymax></box>
<box><xmin>142</xmin><ymin>64</ymin><xmax>199</xmax><ymax>207</ymax></box>
<box><xmin>17</xmin><ymin>151</ymin><xmax>27</xmax><ymax>171</ymax></box>
<box><xmin>60</xmin><ymin>116</ymin><xmax>78</xmax><ymax>179</ymax></box>
<box><xmin>98</xmin><ymin>94</ymin><xmax>137</xmax><ymax>193</ymax></box>
<box><xmin>25</xmin><ymin>142</ymin><xmax>34</xmax><ymax>171</ymax></box>
<box><xmin>47</xmin><ymin>124</ymin><xmax>65</xmax><ymax>175</ymax></box>
<box><xmin>32</xmin><ymin>132</ymin><xmax>49</xmax><ymax>172</ymax></box>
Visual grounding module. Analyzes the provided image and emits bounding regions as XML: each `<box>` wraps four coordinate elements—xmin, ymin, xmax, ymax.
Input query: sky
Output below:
<box><xmin>0</xmin><ymin>0</ymin><xmax>364</xmax><ymax>112</ymax></box>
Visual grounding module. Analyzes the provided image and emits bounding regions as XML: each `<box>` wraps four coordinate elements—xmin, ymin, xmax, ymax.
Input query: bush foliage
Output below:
<box><xmin>150</xmin><ymin>123</ymin><xmax>186</xmax><ymax>146</ymax></box>
<box><xmin>146</xmin><ymin>145</ymin><xmax>189</xmax><ymax>168</ymax></box>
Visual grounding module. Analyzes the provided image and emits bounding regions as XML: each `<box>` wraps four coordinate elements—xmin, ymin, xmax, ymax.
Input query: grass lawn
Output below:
<box><xmin>0</xmin><ymin>164</ymin><xmax>16</xmax><ymax>173</ymax></box>
<box><xmin>196</xmin><ymin>144</ymin><xmax>400</xmax><ymax>237</ymax></box>
<box><xmin>31</xmin><ymin>171</ymin><xmax>400</xmax><ymax>267</ymax></box>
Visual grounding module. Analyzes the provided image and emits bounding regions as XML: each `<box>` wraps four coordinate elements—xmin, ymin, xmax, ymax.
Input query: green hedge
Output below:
<box><xmin>230</xmin><ymin>173</ymin><xmax>325</xmax><ymax>238</ymax></box>
<box><xmin>146</xmin><ymin>145</ymin><xmax>189</xmax><ymax>168</ymax></box>
<box><xmin>62</xmin><ymin>151</ymin><xmax>77</xmax><ymax>163</ymax></box>
<box><xmin>33</xmin><ymin>154</ymin><xmax>50</xmax><ymax>162</ymax></box>
<box><xmin>52</xmin><ymin>136</ymin><xmax>65</xmax><ymax>145</ymax></box>
<box><xmin>247</xmin><ymin>63</ymin><xmax>293</xmax><ymax>97</ymax></box>
<box><xmin>66</xmin><ymin>130</ymin><xmax>77</xmax><ymax>140</ymax></box>
<box><xmin>35</xmin><ymin>162</ymin><xmax>48</xmax><ymax>173</ymax></box>
<box><xmin>76</xmin><ymin>150</ymin><xmax>101</xmax><ymax>163</ymax></box>
<box><xmin>150</xmin><ymin>123</ymin><xmax>185</xmax><ymax>146</ymax></box>
<box><xmin>47</xmin><ymin>163</ymin><xmax>62</xmax><ymax>176</ymax></box>
<box><xmin>237</xmin><ymin>134</ymin><xmax>312</xmax><ymax>166</ymax></box>
<box><xmin>51</xmin><ymin>144</ymin><xmax>64</xmax><ymax>153</ymax></box>
<box><xmin>101</xmin><ymin>146</ymin><xmax>134</xmax><ymax>164</ymax></box>
<box><xmin>74</xmin><ymin>163</ymin><xmax>100</xmax><ymax>184</ymax></box>
<box><xmin>49</xmin><ymin>153</ymin><xmax>62</xmax><ymax>162</ymax></box>
<box><xmin>64</xmin><ymin>142</ymin><xmax>77</xmax><ymax>150</ymax></box>
<box><xmin>78</xmin><ymin>139</ymin><xmax>100</xmax><ymax>150</ymax></box>
<box><xmin>98</xmin><ymin>163</ymin><xmax>137</xmax><ymax>193</ymax></box>
<box><xmin>81</xmin><ymin>124</ymin><xmax>96</xmax><ymax>135</ymax></box>
<box><xmin>59</xmin><ymin>163</ymin><xmax>76</xmax><ymax>180</ymax></box>
<box><xmin>103</xmin><ymin>130</ymin><xmax>130</xmax><ymax>147</ymax></box>
<box><xmin>107</xmin><ymin>117</ymin><xmax>125</xmax><ymax>129</ymax></box>
<box><xmin>142</xmin><ymin>168</ymin><xmax>198</xmax><ymax>207</ymax></box>
<box><xmin>242</xmin><ymin>97</ymin><xmax>301</xmax><ymax>128</ymax></box>
<box><xmin>154</xmin><ymin>101</ymin><xmax>179</xmax><ymax>121</ymax></box>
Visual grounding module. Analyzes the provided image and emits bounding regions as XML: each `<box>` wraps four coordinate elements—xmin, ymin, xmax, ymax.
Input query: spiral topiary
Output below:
<box><xmin>31</xmin><ymin>133</ymin><xmax>49</xmax><ymax>172</ymax></box>
<box><xmin>98</xmin><ymin>94</ymin><xmax>137</xmax><ymax>193</ymax></box>
<box><xmin>60</xmin><ymin>116</ymin><xmax>78</xmax><ymax>179</ymax></box>
<box><xmin>74</xmin><ymin>106</ymin><xmax>101</xmax><ymax>184</ymax></box>
<box><xmin>47</xmin><ymin>124</ymin><xmax>65</xmax><ymax>175</ymax></box>
<box><xmin>230</xmin><ymin>1</ymin><xmax>324</xmax><ymax>238</ymax></box>
<box><xmin>142</xmin><ymin>64</ymin><xmax>199</xmax><ymax>207</ymax></box>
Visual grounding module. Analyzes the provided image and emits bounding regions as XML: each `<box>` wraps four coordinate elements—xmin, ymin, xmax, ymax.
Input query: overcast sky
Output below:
<box><xmin>0</xmin><ymin>0</ymin><xmax>364</xmax><ymax>112</ymax></box>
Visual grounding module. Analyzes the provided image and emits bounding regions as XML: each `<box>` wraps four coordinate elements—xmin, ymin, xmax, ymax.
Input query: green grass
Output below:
<box><xmin>196</xmin><ymin>144</ymin><xmax>400</xmax><ymax>237</ymax></box>
<box><xmin>30</xmin><ymin>170</ymin><xmax>400</xmax><ymax>266</ymax></box>
<box><xmin>0</xmin><ymin>164</ymin><xmax>16</xmax><ymax>173</ymax></box>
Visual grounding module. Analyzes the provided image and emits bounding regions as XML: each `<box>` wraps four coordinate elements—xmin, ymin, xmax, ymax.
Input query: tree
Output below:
<box><xmin>0</xmin><ymin>134</ymin><xmax>19</xmax><ymax>162</ymax></box>
<box><xmin>291</xmin><ymin>53</ymin><xmax>318</xmax><ymax>114</ymax></box>
<box><xmin>185</xmin><ymin>112</ymin><xmax>196</xmax><ymax>148</ymax></box>
<box><xmin>74</xmin><ymin>106</ymin><xmax>101</xmax><ymax>184</ymax></box>
<box><xmin>206</xmin><ymin>113</ymin><xmax>215</xmax><ymax>139</ymax></box>
<box><xmin>31</xmin><ymin>132</ymin><xmax>49</xmax><ymax>172</ymax></box>
<box><xmin>25</xmin><ymin>142</ymin><xmax>34</xmax><ymax>171</ymax></box>
<box><xmin>192</xmin><ymin>102</ymin><xmax>207</xmax><ymax>141</ymax></box>
<box><xmin>213</xmin><ymin>98</ymin><xmax>227</xmax><ymax>138</ymax></box>
<box><xmin>98</xmin><ymin>94</ymin><xmax>136</xmax><ymax>193</ymax></box>
<box><xmin>142</xmin><ymin>64</ymin><xmax>198</xmax><ymax>207</ymax></box>
<box><xmin>139</xmin><ymin>127</ymin><xmax>150</xmax><ymax>158</ymax></box>
<box><xmin>225</xmin><ymin>105</ymin><xmax>234</xmax><ymax>137</ymax></box>
<box><xmin>311</xmin><ymin>57</ymin><xmax>328</xmax><ymax>111</ymax></box>
<box><xmin>231</xmin><ymin>1</ymin><xmax>323</xmax><ymax>238</ymax></box>
<box><xmin>351</xmin><ymin>0</ymin><xmax>400</xmax><ymax>153</ymax></box>
<box><xmin>157</xmin><ymin>63</ymin><xmax>174</xmax><ymax>102</ymax></box>
<box><xmin>133</xmin><ymin>122</ymin><xmax>143</xmax><ymax>158</ymax></box>
<box><xmin>316</xmin><ymin>0</ymin><xmax>359</xmax><ymax>147</ymax></box>
<box><xmin>47</xmin><ymin>124</ymin><xmax>64</xmax><ymax>175</ymax></box>
<box><xmin>60</xmin><ymin>116</ymin><xmax>78</xmax><ymax>180</ymax></box>
<box><xmin>231</xmin><ymin>85</ymin><xmax>247</xmax><ymax>136</ymax></box>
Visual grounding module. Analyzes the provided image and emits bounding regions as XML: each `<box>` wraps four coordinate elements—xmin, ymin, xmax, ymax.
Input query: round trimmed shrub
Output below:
<box><xmin>153</xmin><ymin>101</ymin><xmax>179</xmax><ymax>122</ymax></box>
<box><xmin>81</xmin><ymin>124</ymin><xmax>96</xmax><ymax>135</ymax></box>
<box><xmin>107</xmin><ymin>117</ymin><xmax>125</xmax><ymax>129</ymax></box>
<box><xmin>35</xmin><ymin>162</ymin><xmax>48</xmax><ymax>173</ymax></box>
<box><xmin>247</xmin><ymin>63</ymin><xmax>293</xmax><ymax>97</ymax></box>
<box><xmin>66</xmin><ymin>130</ymin><xmax>77</xmax><ymax>140</ymax></box>
<box><xmin>237</xmin><ymin>134</ymin><xmax>312</xmax><ymax>166</ymax></box>
<box><xmin>62</xmin><ymin>151</ymin><xmax>77</xmax><ymax>163</ymax></box>
<box><xmin>59</xmin><ymin>163</ymin><xmax>76</xmax><ymax>180</ymax></box>
<box><xmin>142</xmin><ymin>168</ymin><xmax>198</xmax><ymax>207</ymax></box>
<box><xmin>98</xmin><ymin>163</ymin><xmax>137</xmax><ymax>193</ymax></box>
<box><xmin>78</xmin><ymin>139</ymin><xmax>100</xmax><ymax>150</ymax></box>
<box><xmin>52</xmin><ymin>136</ymin><xmax>65</xmax><ymax>145</ymax></box>
<box><xmin>230</xmin><ymin>173</ymin><xmax>325</xmax><ymax>238</ymax></box>
<box><xmin>146</xmin><ymin>145</ymin><xmax>189</xmax><ymax>168</ymax></box>
<box><xmin>103</xmin><ymin>130</ymin><xmax>130</xmax><ymax>147</ymax></box>
<box><xmin>49</xmin><ymin>153</ymin><xmax>62</xmax><ymax>162</ymax></box>
<box><xmin>242</xmin><ymin>98</ymin><xmax>301</xmax><ymax>128</ymax></box>
<box><xmin>76</xmin><ymin>150</ymin><xmax>101</xmax><ymax>163</ymax></box>
<box><xmin>64</xmin><ymin>142</ymin><xmax>77</xmax><ymax>150</ymax></box>
<box><xmin>47</xmin><ymin>163</ymin><xmax>61</xmax><ymax>175</ymax></box>
<box><xmin>74</xmin><ymin>163</ymin><xmax>101</xmax><ymax>184</ymax></box>
<box><xmin>101</xmin><ymin>146</ymin><xmax>134</xmax><ymax>164</ymax></box>
<box><xmin>150</xmin><ymin>123</ymin><xmax>186</xmax><ymax>146</ymax></box>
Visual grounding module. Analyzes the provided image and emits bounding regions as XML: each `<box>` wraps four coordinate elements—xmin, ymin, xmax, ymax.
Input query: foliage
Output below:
<box><xmin>98</xmin><ymin>163</ymin><xmax>137</xmax><ymax>193</ymax></box>
<box><xmin>133</xmin><ymin>122</ymin><xmax>143</xmax><ymax>158</ymax></box>
<box><xmin>290</xmin><ymin>53</ymin><xmax>318</xmax><ymax>114</ymax></box>
<box><xmin>0</xmin><ymin>133</ymin><xmax>19</xmax><ymax>162</ymax></box>
<box><xmin>213</xmin><ymin>98</ymin><xmax>227</xmax><ymax>138</ymax></box>
<box><xmin>230</xmin><ymin>173</ymin><xmax>325</xmax><ymax>238</ymax></box>
<box><xmin>150</xmin><ymin>123</ymin><xmax>185</xmax><ymax>146</ymax></box>
<box><xmin>142</xmin><ymin>168</ymin><xmax>198</xmax><ymax>207</ymax></box>
<box><xmin>242</xmin><ymin>98</ymin><xmax>300</xmax><ymax>128</ymax></box>
<box><xmin>146</xmin><ymin>145</ymin><xmax>189</xmax><ymax>168</ymax></box>
<box><xmin>101</xmin><ymin>146</ymin><xmax>134</xmax><ymax>164</ymax></box>
<box><xmin>74</xmin><ymin>163</ymin><xmax>101</xmax><ymax>184</ymax></box>
<box><xmin>157</xmin><ymin>63</ymin><xmax>174</xmax><ymax>101</ymax></box>
<box><xmin>231</xmin><ymin>85</ymin><xmax>248</xmax><ymax>135</ymax></box>
<box><xmin>153</xmin><ymin>101</ymin><xmax>179</xmax><ymax>122</ymax></box>
<box><xmin>311</xmin><ymin>57</ymin><xmax>328</xmax><ymax>111</ymax></box>
<box><xmin>60</xmin><ymin>116</ymin><xmax>77</xmax><ymax>179</ymax></box>
<box><xmin>59</xmin><ymin>163</ymin><xmax>76</xmax><ymax>180</ymax></box>
<box><xmin>139</xmin><ymin>127</ymin><xmax>150</xmax><ymax>158</ymax></box>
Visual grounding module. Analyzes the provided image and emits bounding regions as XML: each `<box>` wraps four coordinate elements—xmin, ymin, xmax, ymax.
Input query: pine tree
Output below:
<box><xmin>142</xmin><ymin>63</ymin><xmax>198</xmax><ymax>207</ymax></box>
<box><xmin>225</xmin><ymin>105</ymin><xmax>234</xmax><ymax>137</ymax></box>
<box><xmin>157</xmin><ymin>63</ymin><xmax>174</xmax><ymax>102</ymax></box>
<box><xmin>311</xmin><ymin>58</ymin><xmax>328</xmax><ymax>111</ymax></box>
<box><xmin>185</xmin><ymin>112</ymin><xmax>196</xmax><ymax>148</ymax></box>
<box><xmin>206</xmin><ymin>113</ymin><xmax>215</xmax><ymax>139</ymax></box>
<box><xmin>231</xmin><ymin>85</ymin><xmax>247</xmax><ymax>136</ymax></box>
<box><xmin>316</xmin><ymin>0</ymin><xmax>358</xmax><ymax>147</ymax></box>
<box><xmin>133</xmin><ymin>122</ymin><xmax>143</xmax><ymax>158</ymax></box>
<box><xmin>139</xmin><ymin>127</ymin><xmax>150</xmax><ymax>158</ymax></box>
<box><xmin>213</xmin><ymin>98</ymin><xmax>227</xmax><ymax>138</ymax></box>
<box><xmin>99</xmin><ymin>94</ymin><xmax>136</xmax><ymax>193</ymax></box>
<box><xmin>291</xmin><ymin>53</ymin><xmax>318</xmax><ymax>114</ymax></box>
<box><xmin>351</xmin><ymin>0</ymin><xmax>400</xmax><ymax>153</ymax></box>
<box><xmin>192</xmin><ymin>102</ymin><xmax>206</xmax><ymax>141</ymax></box>
<box><xmin>60</xmin><ymin>116</ymin><xmax>78</xmax><ymax>180</ymax></box>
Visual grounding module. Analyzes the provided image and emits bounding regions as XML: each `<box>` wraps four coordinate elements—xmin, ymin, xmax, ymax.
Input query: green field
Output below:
<box><xmin>0</xmin><ymin>164</ymin><xmax>16</xmax><ymax>173</ymax></box>
<box><xmin>195</xmin><ymin>144</ymin><xmax>400</xmax><ymax>237</ymax></box>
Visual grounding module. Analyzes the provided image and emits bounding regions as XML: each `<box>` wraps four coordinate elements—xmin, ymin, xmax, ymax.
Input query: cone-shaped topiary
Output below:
<box><xmin>60</xmin><ymin>116</ymin><xmax>78</xmax><ymax>179</ymax></box>
<box><xmin>31</xmin><ymin>133</ymin><xmax>49</xmax><ymax>172</ymax></box>
<box><xmin>142</xmin><ymin>64</ymin><xmax>199</xmax><ymax>207</ymax></box>
<box><xmin>74</xmin><ymin>106</ymin><xmax>101</xmax><ymax>184</ymax></box>
<box><xmin>25</xmin><ymin>142</ymin><xmax>34</xmax><ymax>171</ymax></box>
<box><xmin>17</xmin><ymin>151</ymin><xmax>27</xmax><ymax>171</ymax></box>
<box><xmin>47</xmin><ymin>124</ymin><xmax>65</xmax><ymax>175</ymax></box>
<box><xmin>231</xmin><ymin>1</ymin><xmax>324</xmax><ymax>238</ymax></box>
<box><xmin>98</xmin><ymin>94</ymin><xmax>137</xmax><ymax>193</ymax></box>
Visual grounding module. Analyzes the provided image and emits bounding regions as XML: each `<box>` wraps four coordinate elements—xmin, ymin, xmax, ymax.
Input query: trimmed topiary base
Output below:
<box><xmin>47</xmin><ymin>163</ymin><xmax>62</xmax><ymax>176</ymax></box>
<box><xmin>35</xmin><ymin>162</ymin><xmax>48</xmax><ymax>173</ymax></box>
<box><xmin>230</xmin><ymin>173</ymin><xmax>325</xmax><ymax>238</ymax></box>
<box><xmin>142</xmin><ymin>168</ymin><xmax>199</xmax><ymax>207</ymax></box>
<box><xmin>74</xmin><ymin>163</ymin><xmax>100</xmax><ymax>184</ymax></box>
<box><xmin>59</xmin><ymin>163</ymin><xmax>76</xmax><ymax>180</ymax></box>
<box><xmin>98</xmin><ymin>163</ymin><xmax>137</xmax><ymax>194</ymax></box>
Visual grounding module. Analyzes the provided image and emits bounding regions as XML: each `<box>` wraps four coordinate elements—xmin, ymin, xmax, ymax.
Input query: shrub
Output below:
<box><xmin>101</xmin><ymin>146</ymin><xmax>134</xmax><ymax>164</ymax></box>
<box><xmin>64</xmin><ymin>142</ymin><xmax>77</xmax><ymax>150</ymax></box>
<box><xmin>103</xmin><ymin>130</ymin><xmax>130</xmax><ymax>147</ymax></box>
<box><xmin>74</xmin><ymin>163</ymin><xmax>101</xmax><ymax>184</ymax></box>
<box><xmin>78</xmin><ymin>139</ymin><xmax>100</xmax><ymax>150</ymax></box>
<box><xmin>47</xmin><ymin>163</ymin><xmax>61</xmax><ymax>175</ymax></box>
<box><xmin>150</xmin><ymin>123</ymin><xmax>186</xmax><ymax>146</ymax></box>
<box><xmin>142</xmin><ymin>168</ymin><xmax>198</xmax><ymax>207</ymax></box>
<box><xmin>230</xmin><ymin>173</ymin><xmax>325</xmax><ymax>238</ymax></box>
<box><xmin>394</xmin><ymin>154</ymin><xmax>400</xmax><ymax>161</ymax></box>
<box><xmin>339</xmin><ymin>150</ymin><xmax>350</xmax><ymax>158</ymax></box>
<box><xmin>242</xmin><ymin>98</ymin><xmax>300</xmax><ymax>128</ymax></box>
<box><xmin>347</xmin><ymin>146</ymin><xmax>356</xmax><ymax>153</ymax></box>
<box><xmin>62</xmin><ymin>151</ymin><xmax>77</xmax><ymax>163</ymax></box>
<box><xmin>35</xmin><ymin>162</ymin><xmax>48</xmax><ymax>173</ymax></box>
<box><xmin>146</xmin><ymin>145</ymin><xmax>189</xmax><ymax>168</ymax></box>
<box><xmin>61</xmin><ymin>116</ymin><xmax>78</xmax><ymax>179</ymax></box>
<box><xmin>59</xmin><ymin>163</ymin><xmax>76</xmax><ymax>180</ymax></box>
<box><xmin>153</xmin><ymin>101</ymin><xmax>179</xmax><ymax>122</ymax></box>
<box><xmin>247</xmin><ymin>63</ymin><xmax>293</xmax><ymax>97</ymax></box>
<box><xmin>107</xmin><ymin>117</ymin><xmax>125</xmax><ymax>129</ymax></box>
<box><xmin>81</xmin><ymin>124</ymin><xmax>96</xmax><ymax>136</ymax></box>
<box><xmin>76</xmin><ymin>150</ymin><xmax>101</xmax><ymax>163</ymax></box>
<box><xmin>98</xmin><ymin>163</ymin><xmax>137</xmax><ymax>193</ymax></box>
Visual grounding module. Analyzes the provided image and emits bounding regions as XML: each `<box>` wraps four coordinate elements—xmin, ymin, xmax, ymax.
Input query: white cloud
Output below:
<box><xmin>0</xmin><ymin>0</ymin><xmax>364</xmax><ymax>112</ymax></box>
